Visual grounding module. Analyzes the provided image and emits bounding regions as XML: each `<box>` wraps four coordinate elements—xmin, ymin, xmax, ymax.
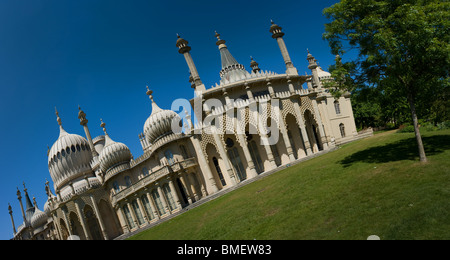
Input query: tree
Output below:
<box><xmin>323</xmin><ymin>0</ymin><xmax>450</xmax><ymax>162</ymax></box>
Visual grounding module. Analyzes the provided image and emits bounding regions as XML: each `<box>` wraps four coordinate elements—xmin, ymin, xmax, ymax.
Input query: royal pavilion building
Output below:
<box><xmin>7</xmin><ymin>22</ymin><xmax>371</xmax><ymax>240</ymax></box>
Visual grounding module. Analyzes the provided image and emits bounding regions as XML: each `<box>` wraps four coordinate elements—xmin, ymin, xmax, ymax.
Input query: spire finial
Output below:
<box><xmin>100</xmin><ymin>118</ymin><xmax>107</xmax><ymax>134</ymax></box>
<box><xmin>146</xmin><ymin>86</ymin><xmax>154</xmax><ymax>102</ymax></box>
<box><xmin>23</xmin><ymin>182</ymin><xmax>27</xmax><ymax>193</ymax></box>
<box><xmin>55</xmin><ymin>107</ymin><xmax>62</xmax><ymax>126</ymax></box>
<box><xmin>271</xmin><ymin>19</ymin><xmax>274</xmax><ymax>24</ymax></box>
<box><xmin>215</xmin><ymin>31</ymin><xmax>226</xmax><ymax>46</ymax></box>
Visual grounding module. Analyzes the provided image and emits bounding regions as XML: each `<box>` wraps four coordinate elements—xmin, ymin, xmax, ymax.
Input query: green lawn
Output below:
<box><xmin>129</xmin><ymin>129</ymin><xmax>450</xmax><ymax>240</ymax></box>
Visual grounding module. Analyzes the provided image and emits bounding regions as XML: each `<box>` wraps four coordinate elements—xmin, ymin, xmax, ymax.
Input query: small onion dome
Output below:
<box><xmin>48</xmin><ymin>109</ymin><xmax>93</xmax><ymax>191</ymax></box>
<box><xmin>317</xmin><ymin>66</ymin><xmax>332</xmax><ymax>80</ymax></box>
<box><xmin>143</xmin><ymin>88</ymin><xmax>181</xmax><ymax>144</ymax></box>
<box><xmin>31</xmin><ymin>198</ymin><xmax>48</xmax><ymax>229</ymax></box>
<box><xmin>98</xmin><ymin>120</ymin><xmax>132</xmax><ymax>174</ymax></box>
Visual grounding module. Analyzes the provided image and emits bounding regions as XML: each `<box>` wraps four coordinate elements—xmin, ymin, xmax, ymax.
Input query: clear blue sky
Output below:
<box><xmin>0</xmin><ymin>0</ymin><xmax>342</xmax><ymax>239</ymax></box>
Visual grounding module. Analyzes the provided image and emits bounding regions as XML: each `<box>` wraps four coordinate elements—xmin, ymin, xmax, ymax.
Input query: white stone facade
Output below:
<box><xmin>8</xmin><ymin>22</ymin><xmax>369</xmax><ymax>240</ymax></box>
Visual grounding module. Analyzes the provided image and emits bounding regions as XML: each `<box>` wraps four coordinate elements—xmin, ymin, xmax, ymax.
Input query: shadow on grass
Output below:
<box><xmin>340</xmin><ymin>134</ymin><xmax>450</xmax><ymax>167</ymax></box>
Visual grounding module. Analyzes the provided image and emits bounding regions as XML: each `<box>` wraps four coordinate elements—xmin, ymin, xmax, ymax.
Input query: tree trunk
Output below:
<box><xmin>406</xmin><ymin>90</ymin><xmax>427</xmax><ymax>163</ymax></box>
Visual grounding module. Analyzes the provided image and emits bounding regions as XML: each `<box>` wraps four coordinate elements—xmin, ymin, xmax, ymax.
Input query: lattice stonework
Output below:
<box><xmin>300</xmin><ymin>96</ymin><xmax>316</xmax><ymax>121</ymax></box>
<box><xmin>281</xmin><ymin>98</ymin><xmax>297</xmax><ymax>126</ymax></box>
<box><xmin>198</xmin><ymin>133</ymin><xmax>217</xmax><ymax>164</ymax></box>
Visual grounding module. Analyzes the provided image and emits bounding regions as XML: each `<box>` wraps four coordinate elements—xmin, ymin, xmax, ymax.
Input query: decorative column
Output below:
<box><xmin>270</xmin><ymin>21</ymin><xmax>298</xmax><ymax>75</ymax></box>
<box><xmin>78</xmin><ymin>106</ymin><xmax>98</xmax><ymax>157</ymax></box>
<box><xmin>212</xmin><ymin>130</ymin><xmax>238</xmax><ymax>186</ymax></box>
<box><xmin>236</xmin><ymin>134</ymin><xmax>259</xmax><ymax>179</ymax></box>
<box><xmin>61</xmin><ymin>207</ymin><xmax>74</xmax><ymax>237</ymax></box>
<box><xmin>125</xmin><ymin>201</ymin><xmax>139</xmax><ymax>229</ymax></box>
<box><xmin>276</xmin><ymin>101</ymin><xmax>296</xmax><ymax>162</ymax></box>
<box><xmin>246</xmin><ymin>82</ymin><xmax>277</xmax><ymax>170</ymax></box>
<box><xmin>16</xmin><ymin>188</ymin><xmax>26</xmax><ymax>225</ymax></box>
<box><xmin>74</xmin><ymin>200</ymin><xmax>91</xmax><ymax>240</ymax></box>
<box><xmin>291</xmin><ymin>100</ymin><xmax>313</xmax><ymax>155</ymax></box>
<box><xmin>135</xmin><ymin>196</ymin><xmax>150</xmax><ymax>225</ymax></box>
<box><xmin>90</xmin><ymin>195</ymin><xmax>109</xmax><ymax>240</ymax></box>
<box><xmin>146</xmin><ymin>191</ymin><xmax>160</xmax><ymax>221</ymax></box>
<box><xmin>178</xmin><ymin>172</ymin><xmax>193</xmax><ymax>204</ymax></box>
<box><xmin>8</xmin><ymin>204</ymin><xmax>16</xmax><ymax>235</ymax></box>
<box><xmin>156</xmin><ymin>185</ymin><xmax>170</xmax><ymax>215</ymax></box>
<box><xmin>187</xmin><ymin>173</ymin><xmax>200</xmax><ymax>201</ymax></box>
<box><xmin>116</xmin><ymin>207</ymin><xmax>130</xmax><ymax>234</ymax></box>
<box><xmin>311</xmin><ymin>97</ymin><xmax>329</xmax><ymax>150</ymax></box>
<box><xmin>167</xmin><ymin>178</ymin><xmax>182</xmax><ymax>209</ymax></box>
<box><xmin>176</xmin><ymin>34</ymin><xmax>206</xmax><ymax>93</ymax></box>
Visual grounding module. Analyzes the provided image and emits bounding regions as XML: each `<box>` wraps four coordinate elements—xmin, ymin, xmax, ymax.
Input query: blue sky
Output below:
<box><xmin>0</xmin><ymin>0</ymin><xmax>342</xmax><ymax>239</ymax></box>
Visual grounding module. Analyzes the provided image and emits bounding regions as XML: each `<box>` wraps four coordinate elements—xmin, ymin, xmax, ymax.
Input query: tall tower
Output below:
<box><xmin>8</xmin><ymin>204</ymin><xmax>16</xmax><ymax>235</ymax></box>
<box><xmin>307</xmin><ymin>50</ymin><xmax>321</xmax><ymax>89</ymax></box>
<box><xmin>78</xmin><ymin>106</ymin><xmax>99</xmax><ymax>157</ymax></box>
<box><xmin>269</xmin><ymin>20</ymin><xmax>298</xmax><ymax>75</ymax></box>
<box><xmin>176</xmin><ymin>34</ymin><xmax>206</xmax><ymax>93</ymax></box>
<box><xmin>16</xmin><ymin>187</ymin><xmax>26</xmax><ymax>225</ymax></box>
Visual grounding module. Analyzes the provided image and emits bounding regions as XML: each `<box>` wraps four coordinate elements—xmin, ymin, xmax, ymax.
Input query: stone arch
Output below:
<box><xmin>83</xmin><ymin>204</ymin><xmax>103</xmax><ymax>240</ymax></box>
<box><xmin>285</xmin><ymin>114</ymin><xmax>307</xmax><ymax>159</ymax></box>
<box><xmin>98</xmin><ymin>199</ymin><xmax>122</xmax><ymax>239</ymax></box>
<box><xmin>69</xmin><ymin>211</ymin><xmax>86</xmax><ymax>240</ymax></box>
<box><xmin>59</xmin><ymin>218</ymin><xmax>69</xmax><ymax>240</ymax></box>
<box><xmin>224</xmin><ymin>134</ymin><xmax>247</xmax><ymax>182</ymax></box>
<box><xmin>206</xmin><ymin>143</ymin><xmax>227</xmax><ymax>190</ymax></box>
<box><xmin>304</xmin><ymin>109</ymin><xmax>323</xmax><ymax>152</ymax></box>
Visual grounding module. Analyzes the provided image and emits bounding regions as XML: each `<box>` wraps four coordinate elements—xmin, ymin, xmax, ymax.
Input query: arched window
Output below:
<box><xmin>124</xmin><ymin>176</ymin><xmax>132</xmax><ymax>188</ymax></box>
<box><xmin>162</xmin><ymin>184</ymin><xmax>176</xmax><ymax>211</ymax></box>
<box><xmin>131</xmin><ymin>200</ymin><xmax>144</xmax><ymax>226</ymax></box>
<box><xmin>141</xmin><ymin>194</ymin><xmax>155</xmax><ymax>220</ymax></box>
<box><xmin>226</xmin><ymin>138</ymin><xmax>246</xmax><ymax>181</ymax></box>
<box><xmin>334</xmin><ymin>101</ymin><xmax>341</xmax><ymax>115</ymax></box>
<box><xmin>151</xmin><ymin>189</ymin><xmax>166</xmax><ymax>215</ymax></box>
<box><xmin>122</xmin><ymin>205</ymin><xmax>135</xmax><ymax>229</ymax></box>
<box><xmin>339</xmin><ymin>123</ymin><xmax>346</xmax><ymax>138</ymax></box>
<box><xmin>287</xmin><ymin>130</ymin><xmax>298</xmax><ymax>160</ymax></box>
<box><xmin>248</xmin><ymin>140</ymin><xmax>264</xmax><ymax>173</ymax></box>
<box><xmin>142</xmin><ymin>167</ymin><xmax>149</xmax><ymax>177</ymax></box>
<box><xmin>212</xmin><ymin>157</ymin><xmax>226</xmax><ymax>186</ymax></box>
<box><xmin>180</xmin><ymin>145</ymin><xmax>189</xmax><ymax>159</ymax></box>
<box><xmin>113</xmin><ymin>181</ymin><xmax>120</xmax><ymax>193</ymax></box>
<box><xmin>164</xmin><ymin>149</ymin><xmax>174</xmax><ymax>165</ymax></box>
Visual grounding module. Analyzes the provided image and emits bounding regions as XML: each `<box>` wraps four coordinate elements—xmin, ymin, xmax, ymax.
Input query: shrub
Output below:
<box><xmin>437</xmin><ymin>121</ymin><xmax>450</xmax><ymax>130</ymax></box>
<box><xmin>397</xmin><ymin>124</ymin><xmax>415</xmax><ymax>133</ymax></box>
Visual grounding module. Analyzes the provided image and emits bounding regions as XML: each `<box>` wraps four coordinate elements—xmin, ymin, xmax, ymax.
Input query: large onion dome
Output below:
<box><xmin>48</xmin><ymin>109</ymin><xmax>93</xmax><ymax>191</ymax></box>
<box><xmin>98</xmin><ymin>120</ymin><xmax>132</xmax><ymax>174</ymax></box>
<box><xmin>143</xmin><ymin>88</ymin><xmax>181</xmax><ymax>144</ymax></box>
<box><xmin>31</xmin><ymin>198</ymin><xmax>48</xmax><ymax>229</ymax></box>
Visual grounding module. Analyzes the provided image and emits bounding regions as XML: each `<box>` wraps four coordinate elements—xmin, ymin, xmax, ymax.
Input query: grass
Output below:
<box><xmin>129</xmin><ymin>129</ymin><xmax>450</xmax><ymax>240</ymax></box>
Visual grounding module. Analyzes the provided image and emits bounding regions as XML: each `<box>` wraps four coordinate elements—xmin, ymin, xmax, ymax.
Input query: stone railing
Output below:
<box><xmin>110</xmin><ymin>157</ymin><xmax>197</xmax><ymax>206</ymax></box>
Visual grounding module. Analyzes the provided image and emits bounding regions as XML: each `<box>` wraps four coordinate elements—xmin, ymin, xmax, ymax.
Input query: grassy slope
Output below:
<box><xmin>129</xmin><ymin>130</ymin><xmax>450</xmax><ymax>240</ymax></box>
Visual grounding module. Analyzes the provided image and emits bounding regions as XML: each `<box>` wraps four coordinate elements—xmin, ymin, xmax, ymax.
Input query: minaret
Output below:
<box><xmin>269</xmin><ymin>20</ymin><xmax>298</xmax><ymax>75</ymax></box>
<box><xmin>16</xmin><ymin>187</ymin><xmax>26</xmax><ymax>224</ymax></box>
<box><xmin>307</xmin><ymin>49</ymin><xmax>321</xmax><ymax>89</ymax></box>
<box><xmin>78</xmin><ymin>106</ymin><xmax>99</xmax><ymax>157</ymax></box>
<box><xmin>215</xmin><ymin>31</ymin><xmax>247</xmax><ymax>83</ymax></box>
<box><xmin>176</xmin><ymin>34</ymin><xmax>206</xmax><ymax>93</ymax></box>
<box><xmin>8</xmin><ymin>203</ymin><xmax>16</xmax><ymax>235</ymax></box>
<box><xmin>250</xmin><ymin>56</ymin><xmax>261</xmax><ymax>73</ymax></box>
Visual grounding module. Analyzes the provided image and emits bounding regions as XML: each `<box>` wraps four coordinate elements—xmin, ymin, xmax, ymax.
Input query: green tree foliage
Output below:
<box><xmin>323</xmin><ymin>0</ymin><xmax>450</xmax><ymax>162</ymax></box>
